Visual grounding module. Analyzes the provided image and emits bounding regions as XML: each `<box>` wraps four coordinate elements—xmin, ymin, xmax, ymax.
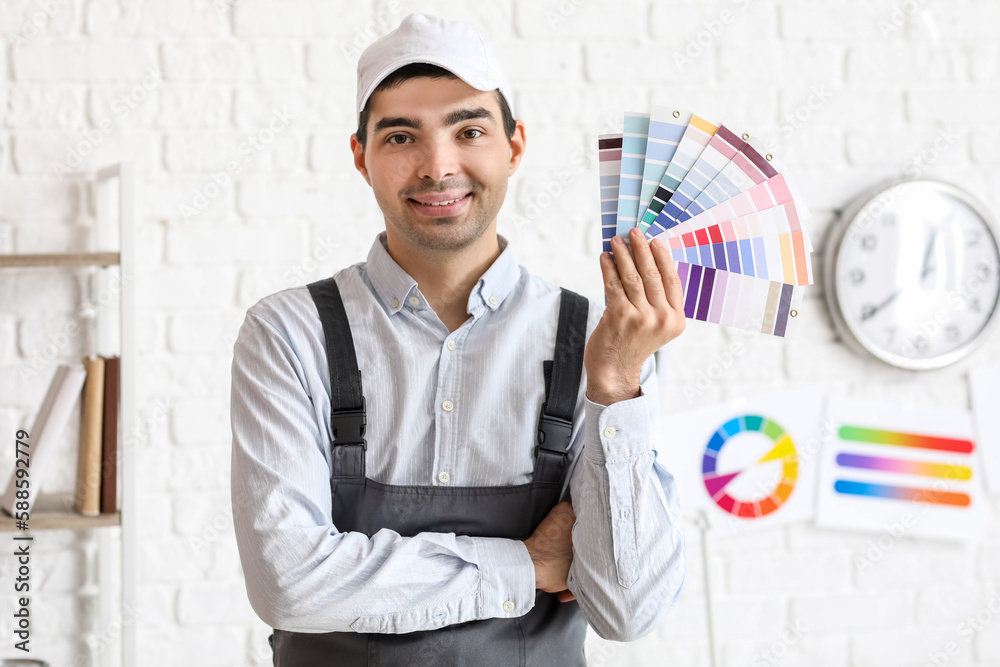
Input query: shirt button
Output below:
<box><xmin>442</xmin><ymin>400</ymin><xmax>454</xmax><ymax>412</ymax></box>
<box><xmin>446</xmin><ymin>340</ymin><xmax>456</xmax><ymax>351</ymax></box>
<box><xmin>438</xmin><ymin>471</ymin><xmax>451</xmax><ymax>484</ymax></box>
<box><xmin>502</xmin><ymin>600</ymin><xmax>515</xmax><ymax>612</ymax></box>
<box><xmin>603</xmin><ymin>426</ymin><xmax>616</xmax><ymax>438</ymax></box>
<box><xmin>488</xmin><ymin>296</ymin><xmax>498</xmax><ymax>306</ymax></box>
<box><xmin>408</xmin><ymin>296</ymin><xmax>420</xmax><ymax>307</ymax></box>
<box><xmin>391</xmin><ymin>298</ymin><xmax>400</xmax><ymax>309</ymax></box>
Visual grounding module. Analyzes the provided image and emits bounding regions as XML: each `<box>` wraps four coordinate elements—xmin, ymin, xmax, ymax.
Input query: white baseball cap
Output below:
<box><xmin>356</xmin><ymin>13</ymin><xmax>514</xmax><ymax>124</ymax></box>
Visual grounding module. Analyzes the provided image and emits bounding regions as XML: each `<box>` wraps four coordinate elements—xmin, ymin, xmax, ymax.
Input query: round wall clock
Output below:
<box><xmin>825</xmin><ymin>179</ymin><xmax>1000</xmax><ymax>370</ymax></box>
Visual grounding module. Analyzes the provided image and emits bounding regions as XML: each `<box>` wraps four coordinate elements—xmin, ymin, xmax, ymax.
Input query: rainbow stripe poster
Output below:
<box><xmin>970</xmin><ymin>364</ymin><xmax>1000</xmax><ymax>494</ymax></box>
<box><xmin>599</xmin><ymin>109</ymin><xmax>813</xmax><ymax>338</ymax></box>
<box><xmin>658</xmin><ymin>388</ymin><xmax>825</xmax><ymax>535</ymax></box>
<box><xmin>815</xmin><ymin>397</ymin><xmax>988</xmax><ymax>542</ymax></box>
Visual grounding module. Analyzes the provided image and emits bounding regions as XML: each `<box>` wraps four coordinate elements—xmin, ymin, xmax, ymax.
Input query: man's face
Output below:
<box><xmin>352</xmin><ymin>76</ymin><xmax>525</xmax><ymax>254</ymax></box>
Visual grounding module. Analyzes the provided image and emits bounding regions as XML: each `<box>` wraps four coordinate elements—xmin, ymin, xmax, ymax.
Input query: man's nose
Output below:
<box><xmin>415</xmin><ymin>138</ymin><xmax>460</xmax><ymax>182</ymax></box>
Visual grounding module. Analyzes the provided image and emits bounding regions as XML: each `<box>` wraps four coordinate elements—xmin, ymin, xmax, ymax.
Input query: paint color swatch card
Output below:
<box><xmin>658</xmin><ymin>388</ymin><xmax>826</xmax><ymax>536</ymax></box>
<box><xmin>640</xmin><ymin>113</ymin><xmax>718</xmax><ymax>234</ymax></box>
<box><xmin>638</xmin><ymin>106</ymin><xmax>689</xmax><ymax>225</ymax></box>
<box><xmin>969</xmin><ymin>364</ymin><xmax>1000</xmax><ymax>494</ymax></box>
<box><xmin>616</xmin><ymin>112</ymin><xmax>650</xmax><ymax>237</ymax></box>
<box><xmin>599</xmin><ymin>109</ymin><xmax>813</xmax><ymax>338</ymax></box>
<box><xmin>599</xmin><ymin>133</ymin><xmax>623</xmax><ymax>253</ymax></box>
<box><xmin>815</xmin><ymin>396</ymin><xmax>990</xmax><ymax>542</ymax></box>
<box><xmin>681</xmin><ymin>136</ymin><xmax>780</xmax><ymax>224</ymax></box>
<box><xmin>677</xmin><ymin>263</ymin><xmax>803</xmax><ymax>337</ymax></box>
<box><xmin>664</xmin><ymin>204</ymin><xmax>814</xmax><ymax>287</ymax></box>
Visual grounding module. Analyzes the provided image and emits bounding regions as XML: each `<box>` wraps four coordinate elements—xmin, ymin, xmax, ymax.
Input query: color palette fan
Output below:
<box><xmin>599</xmin><ymin>106</ymin><xmax>814</xmax><ymax>337</ymax></box>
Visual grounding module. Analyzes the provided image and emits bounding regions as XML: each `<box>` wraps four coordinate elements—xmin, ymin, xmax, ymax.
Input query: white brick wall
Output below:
<box><xmin>1</xmin><ymin>1</ymin><xmax>999</xmax><ymax>665</ymax></box>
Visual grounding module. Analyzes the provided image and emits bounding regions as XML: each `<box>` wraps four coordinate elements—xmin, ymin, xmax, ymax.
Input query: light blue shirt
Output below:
<box><xmin>230</xmin><ymin>231</ymin><xmax>685</xmax><ymax>641</ymax></box>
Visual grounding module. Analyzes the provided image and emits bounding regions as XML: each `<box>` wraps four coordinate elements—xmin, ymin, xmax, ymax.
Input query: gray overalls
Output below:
<box><xmin>268</xmin><ymin>276</ymin><xmax>591</xmax><ymax>666</ymax></box>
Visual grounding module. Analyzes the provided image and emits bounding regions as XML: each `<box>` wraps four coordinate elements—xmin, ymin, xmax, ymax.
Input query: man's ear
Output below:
<box><xmin>351</xmin><ymin>134</ymin><xmax>372</xmax><ymax>186</ymax></box>
<box><xmin>507</xmin><ymin>120</ymin><xmax>526</xmax><ymax>177</ymax></box>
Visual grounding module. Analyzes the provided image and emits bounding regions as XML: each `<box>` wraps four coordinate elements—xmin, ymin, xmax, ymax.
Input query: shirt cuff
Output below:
<box><xmin>472</xmin><ymin>537</ymin><xmax>536</xmax><ymax>619</ymax></box>
<box><xmin>583</xmin><ymin>389</ymin><xmax>652</xmax><ymax>465</ymax></box>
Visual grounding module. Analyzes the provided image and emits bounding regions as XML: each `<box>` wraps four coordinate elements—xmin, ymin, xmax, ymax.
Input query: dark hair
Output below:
<box><xmin>355</xmin><ymin>62</ymin><xmax>516</xmax><ymax>149</ymax></box>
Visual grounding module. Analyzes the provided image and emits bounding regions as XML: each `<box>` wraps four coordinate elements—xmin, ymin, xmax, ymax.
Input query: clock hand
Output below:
<box><xmin>919</xmin><ymin>226</ymin><xmax>939</xmax><ymax>281</ymax></box>
<box><xmin>861</xmin><ymin>290</ymin><xmax>901</xmax><ymax>321</ymax></box>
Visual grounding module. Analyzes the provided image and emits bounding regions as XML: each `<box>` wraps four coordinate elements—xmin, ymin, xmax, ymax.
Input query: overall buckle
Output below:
<box><xmin>331</xmin><ymin>396</ymin><xmax>367</xmax><ymax>449</ymax></box>
<box><xmin>536</xmin><ymin>408</ymin><xmax>573</xmax><ymax>454</ymax></box>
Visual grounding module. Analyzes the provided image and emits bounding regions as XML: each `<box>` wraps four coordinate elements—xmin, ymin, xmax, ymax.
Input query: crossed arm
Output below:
<box><xmin>525</xmin><ymin>229</ymin><xmax>684</xmax><ymax>634</ymax></box>
<box><xmin>231</xmin><ymin>227</ymin><xmax>687</xmax><ymax>639</ymax></box>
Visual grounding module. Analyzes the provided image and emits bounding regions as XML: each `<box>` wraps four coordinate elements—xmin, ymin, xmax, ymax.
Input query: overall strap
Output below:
<box><xmin>307</xmin><ymin>277</ymin><xmax>367</xmax><ymax>478</ymax></box>
<box><xmin>535</xmin><ymin>288</ymin><xmax>589</xmax><ymax>484</ymax></box>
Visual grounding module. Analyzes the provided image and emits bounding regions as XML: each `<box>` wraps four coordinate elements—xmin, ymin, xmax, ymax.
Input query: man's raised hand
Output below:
<box><xmin>584</xmin><ymin>226</ymin><xmax>686</xmax><ymax>405</ymax></box>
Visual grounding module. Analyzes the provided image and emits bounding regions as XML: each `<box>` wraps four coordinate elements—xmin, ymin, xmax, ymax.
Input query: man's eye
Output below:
<box><xmin>463</xmin><ymin>129</ymin><xmax>483</xmax><ymax>139</ymax></box>
<box><xmin>387</xmin><ymin>135</ymin><xmax>411</xmax><ymax>145</ymax></box>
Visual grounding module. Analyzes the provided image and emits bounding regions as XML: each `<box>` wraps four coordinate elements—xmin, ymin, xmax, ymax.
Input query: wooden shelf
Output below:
<box><xmin>0</xmin><ymin>493</ymin><xmax>120</xmax><ymax>532</ymax></box>
<box><xmin>0</xmin><ymin>252</ymin><xmax>120</xmax><ymax>269</ymax></box>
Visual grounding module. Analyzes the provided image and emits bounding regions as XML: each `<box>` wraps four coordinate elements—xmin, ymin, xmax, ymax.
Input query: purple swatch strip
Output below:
<box><xmin>773</xmin><ymin>283</ymin><xmax>794</xmax><ymax>337</ymax></box>
<box><xmin>685</xmin><ymin>264</ymin><xmax>702</xmax><ymax>318</ymax></box>
<box><xmin>696</xmin><ymin>268</ymin><xmax>716</xmax><ymax>321</ymax></box>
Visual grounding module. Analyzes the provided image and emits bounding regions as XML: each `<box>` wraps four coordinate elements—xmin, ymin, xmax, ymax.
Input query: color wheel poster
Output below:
<box><xmin>815</xmin><ymin>396</ymin><xmax>989</xmax><ymax>542</ymax></box>
<box><xmin>660</xmin><ymin>388</ymin><xmax>825</xmax><ymax>535</ymax></box>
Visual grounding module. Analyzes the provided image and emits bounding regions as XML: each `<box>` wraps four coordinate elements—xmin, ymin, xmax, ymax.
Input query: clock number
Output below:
<box><xmin>913</xmin><ymin>335</ymin><xmax>929</xmax><ymax>351</ymax></box>
<box><xmin>976</xmin><ymin>263</ymin><xmax>993</xmax><ymax>280</ymax></box>
<box><xmin>966</xmin><ymin>230</ymin><xmax>982</xmax><ymax>247</ymax></box>
<box><xmin>945</xmin><ymin>325</ymin><xmax>960</xmax><ymax>342</ymax></box>
<box><xmin>861</xmin><ymin>235</ymin><xmax>877</xmax><ymax>251</ymax></box>
<box><xmin>849</xmin><ymin>269</ymin><xmax>865</xmax><ymax>284</ymax></box>
<box><xmin>969</xmin><ymin>298</ymin><xmax>981</xmax><ymax>313</ymax></box>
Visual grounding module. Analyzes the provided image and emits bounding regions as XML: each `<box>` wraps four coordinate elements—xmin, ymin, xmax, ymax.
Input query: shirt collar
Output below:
<box><xmin>364</xmin><ymin>231</ymin><xmax>521</xmax><ymax>317</ymax></box>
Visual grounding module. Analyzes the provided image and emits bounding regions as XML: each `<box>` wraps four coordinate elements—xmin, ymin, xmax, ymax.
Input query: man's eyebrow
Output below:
<box><xmin>443</xmin><ymin>107</ymin><xmax>496</xmax><ymax>127</ymax></box>
<box><xmin>372</xmin><ymin>116</ymin><xmax>421</xmax><ymax>134</ymax></box>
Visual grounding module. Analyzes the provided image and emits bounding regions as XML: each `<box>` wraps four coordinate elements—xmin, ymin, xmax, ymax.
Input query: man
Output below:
<box><xmin>231</xmin><ymin>13</ymin><xmax>686</xmax><ymax>666</ymax></box>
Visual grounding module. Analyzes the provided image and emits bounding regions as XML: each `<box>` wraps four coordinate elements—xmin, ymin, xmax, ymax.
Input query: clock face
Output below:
<box><xmin>830</xmin><ymin>180</ymin><xmax>1000</xmax><ymax>369</ymax></box>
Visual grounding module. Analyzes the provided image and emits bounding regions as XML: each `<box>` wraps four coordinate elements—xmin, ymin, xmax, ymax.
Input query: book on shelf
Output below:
<box><xmin>101</xmin><ymin>355</ymin><xmax>120</xmax><ymax>514</ymax></box>
<box><xmin>1</xmin><ymin>364</ymin><xmax>87</xmax><ymax>517</ymax></box>
<box><xmin>74</xmin><ymin>355</ymin><xmax>105</xmax><ymax>517</ymax></box>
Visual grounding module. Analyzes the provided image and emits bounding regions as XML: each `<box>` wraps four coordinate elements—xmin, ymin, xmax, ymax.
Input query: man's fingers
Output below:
<box><xmin>607</xmin><ymin>234</ymin><xmax>645</xmax><ymax>307</ymax></box>
<box><xmin>651</xmin><ymin>237</ymin><xmax>685</xmax><ymax>314</ymax></box>
<box><xmin>628</xmin><ymin>227</ymin><xmax>668</xmax><ymax>309</ymax></box>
